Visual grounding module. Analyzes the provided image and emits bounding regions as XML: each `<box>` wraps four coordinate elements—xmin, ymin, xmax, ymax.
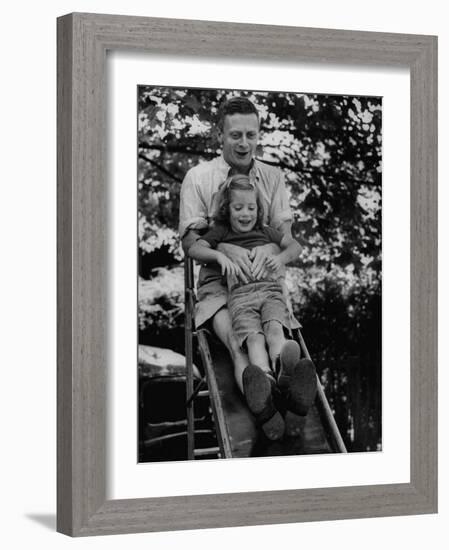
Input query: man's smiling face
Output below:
<box><xmin>219</xmin><ymin>113</ymin><xmax>259</xmax><ymax>173</ymax></box>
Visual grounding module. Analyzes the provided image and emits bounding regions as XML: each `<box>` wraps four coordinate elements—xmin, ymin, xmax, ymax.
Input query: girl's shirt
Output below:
<box><xmin>199</xmin><ymin>223</ymin><xmax>284</xmax><ymax>289</ymax></box>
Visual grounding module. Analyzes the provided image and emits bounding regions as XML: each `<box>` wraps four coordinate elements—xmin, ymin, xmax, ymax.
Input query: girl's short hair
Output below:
<box><xmin>213</xmin><ymin>174</ymin><xmax>265</xmax><ymax>229</ymax></box>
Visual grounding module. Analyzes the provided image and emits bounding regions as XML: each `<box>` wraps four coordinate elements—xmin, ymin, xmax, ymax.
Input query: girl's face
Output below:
<box><xmin>229</xmin><ymin>189</ymin><xmax>258</xmax><ymax>233</ymax></box>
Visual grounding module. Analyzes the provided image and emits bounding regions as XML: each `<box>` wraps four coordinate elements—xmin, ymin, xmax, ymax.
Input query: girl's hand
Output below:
<box><xmin>216</xmin><ymin>242</ymin><xmax>251</xmax><ymax>283</ymax></box>
<box><xmin>249</xmin><ymin>244</ymin><xmax>280</xmax><ymax>279</ymax></box>
<box><xmin>216</xmin><ymin>253</ymin><xmax>242</xmax><ymax>279</ymax></box>
<box><xmin>265</xmin><ymin>254</ymin><xmax>284</xmax><ymax>273</ymax></box>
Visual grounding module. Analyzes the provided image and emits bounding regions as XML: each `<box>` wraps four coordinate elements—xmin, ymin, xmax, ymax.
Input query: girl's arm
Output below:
<box><xmin>189</xmin><ymin>239</ymin><xmax>243</xmax><ymax>279</ymax></box>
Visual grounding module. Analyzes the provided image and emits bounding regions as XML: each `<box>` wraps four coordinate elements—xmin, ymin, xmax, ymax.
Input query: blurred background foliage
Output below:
<box><xmin>138</xmin><ymin>86</ymin><xmax>382</xmax><ymax>452</ymax></box>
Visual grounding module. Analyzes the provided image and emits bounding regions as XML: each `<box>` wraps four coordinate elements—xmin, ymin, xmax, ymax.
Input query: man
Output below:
<box><xmin>179</xmin><ymin>96</ymin><xmax>316</xmax><ymax>438</ymax></box>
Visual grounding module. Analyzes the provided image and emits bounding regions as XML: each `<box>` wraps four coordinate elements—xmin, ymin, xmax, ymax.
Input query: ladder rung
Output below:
<box><xmin>193</xmin><ymin>446</ymin><xmax>220</xmax><ymax>457</ymax></box>
<box><xmin>197</xmin><ymin>390</ymin><xmax>209</xmax><ymax>398</ymax></box>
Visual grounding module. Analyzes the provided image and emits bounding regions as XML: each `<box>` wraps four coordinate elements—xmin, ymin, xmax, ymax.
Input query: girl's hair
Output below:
<box><xmin>213</xmin><ymin>174</ymin><xmax>264</xmax><ymax>229</ymax></box>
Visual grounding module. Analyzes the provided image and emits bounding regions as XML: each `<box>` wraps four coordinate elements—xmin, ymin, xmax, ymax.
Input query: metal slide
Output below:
<box><xmin>185</xmin><ymin>258</ymin><xmax>347</xmax><ymax>459</ymax></box>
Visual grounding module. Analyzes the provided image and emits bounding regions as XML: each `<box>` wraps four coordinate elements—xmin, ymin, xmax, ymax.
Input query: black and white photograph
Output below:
<box><xmin>138</xmin><ymin>86</ymin><xmax>382</xmax><ymax>462</ymax></box>
<box><xmin>2</xmin><ymin>0</ymin><xmax>441</xmax><ymax>545</ymax></box>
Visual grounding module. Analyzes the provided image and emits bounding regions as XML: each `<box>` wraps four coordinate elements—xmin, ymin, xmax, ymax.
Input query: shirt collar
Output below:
<box><xmin>217</xmin><ymin>155</ymin><xmax>259</xmax><ymax>180</ymax></box>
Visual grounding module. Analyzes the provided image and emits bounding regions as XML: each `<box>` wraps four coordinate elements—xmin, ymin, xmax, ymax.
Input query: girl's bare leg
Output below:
<box><xmin>242</xmin><ymin>332</ymin><xmax>285</xmax><ymax>440</ymax></box>
<box><xmin>245</xmin><ymin>332</ymin><xmax>271</xmax><ymax>375</ymax></box>
<box><xmin>212</xmin><ymin>308</ymin><xmax>248</xmax><ymax>394</ymax></box>
<box><xmin>263</xmin><ymin>320</ymin><xmax>287</xmax><ymax>371</ymax></box>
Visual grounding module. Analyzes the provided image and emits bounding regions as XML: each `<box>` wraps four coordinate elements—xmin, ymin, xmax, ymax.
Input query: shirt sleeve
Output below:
<box><xmin>269</xmin><ymin>170</ymin><xmax>292</xmax><ymax>230</ymax></box>
<box><xmin>263</xmin><ymin>226</ymin><xmax>284</xmax><ymax>246</ymax></box>
<box><xmin>199</xmin><ymin>225</ymin><xmax>227</xmax><ymax>249</ymax></box>
<box><xmin>178</xmin><ymin>169</ymin><xmax>209</xmax><ymax>238</ymax></box>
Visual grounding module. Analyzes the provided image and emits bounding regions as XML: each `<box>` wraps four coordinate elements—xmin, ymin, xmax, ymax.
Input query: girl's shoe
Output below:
<box><xmin>277</xmin><ymin>341</ymin><xmax>317</xmax><ymax>417</ymax></box>
<box><xmin>242</xmin><ymin>364</ymin><xmax>285</xmax><ymax>441</ymax></box>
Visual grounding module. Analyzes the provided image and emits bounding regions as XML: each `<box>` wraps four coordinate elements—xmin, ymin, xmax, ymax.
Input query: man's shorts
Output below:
<box><xmin>195</xmin><ymin>278</ymin><xmax>228</xmax><ymax>329</ymax></box>
<box><xmin>228</xmin><ymin>281</ymin><xmax>291</xmax><ymax>349</ymax></box>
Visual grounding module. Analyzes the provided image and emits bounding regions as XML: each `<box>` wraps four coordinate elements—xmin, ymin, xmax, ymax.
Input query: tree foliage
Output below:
<box><xmin>138</xmin><ymin>86</ymin><xmax>381</xmax><ymax>276</ymax></box>
<box><xmin>138</xmin><ymin>86</ymin><xmax>382</xmax><ymax>451</ymax></box>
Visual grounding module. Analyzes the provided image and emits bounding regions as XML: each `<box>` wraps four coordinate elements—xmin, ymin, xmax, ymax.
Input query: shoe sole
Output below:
<box><xmin>284</xmin><ymin>410</ymin><xmax>305</xmax><ymax>437</ymax></box>
<box><xmin>243</xmin><ymin>365</ymin><xmax>285</xmax><ymax>441</ymax></box>
<box><xmin>287</xmin><ymin>359</ymin><xmax>317</xmax><ymax>416</ymax></box>
<box><xmin>262</xmin><ymin>410</ymin><xmax>286</xmax><ymax>441</ymax></box>
<box><xmin>278</xmin><ymin>341</ymin><xmax>317</xmax><ymax>417</ymax></box>
<box><xmin>278</xmin><ymin>340</ymin><xmax>301</xmax><ymax>378</ymax></box>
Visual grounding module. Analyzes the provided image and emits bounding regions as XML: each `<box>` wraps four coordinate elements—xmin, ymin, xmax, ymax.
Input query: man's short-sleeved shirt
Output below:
<box><xmin>178</xmin><ymin>156</ymin><xmax>292</xmax><ymax>239</ymax></box>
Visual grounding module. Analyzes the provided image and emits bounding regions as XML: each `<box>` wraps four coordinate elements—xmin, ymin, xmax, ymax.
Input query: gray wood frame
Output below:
<box><xmin>57</xmin><ymin>12</ymin><xmax>438</xmax><ymax>536</ymax></box>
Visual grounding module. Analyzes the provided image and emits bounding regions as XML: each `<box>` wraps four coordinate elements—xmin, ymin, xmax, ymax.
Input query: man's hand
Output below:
<box><xmin>217</xmin><ymin>242</ymin><xmax>252</xmax><ymax>283</ymax></box>
<box><xmin>265</xmin><ymin>254</ymin><xmax>284</xmax><ymax>274</ymax></box>
<box><xmin>249</xmin><ymin>244</ymin><xmax>281</xmax><ymax>279</ymax></box>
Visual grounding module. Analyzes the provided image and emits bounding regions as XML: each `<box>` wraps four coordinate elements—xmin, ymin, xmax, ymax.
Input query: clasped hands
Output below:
<box><xmin>216</xmin><ymin>243</ymin><xmax>282</xmax><ymax>283</ymax></box>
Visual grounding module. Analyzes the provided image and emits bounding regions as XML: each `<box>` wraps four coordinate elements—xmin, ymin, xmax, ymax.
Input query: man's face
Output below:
<box><xmin>219</xmin><ymin>113</ymin><xmax>259</xmax><ymax>173</ymax></box>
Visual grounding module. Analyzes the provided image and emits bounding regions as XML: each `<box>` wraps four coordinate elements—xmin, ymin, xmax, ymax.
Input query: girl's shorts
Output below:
<box><xmin>228</xmin><ymin>281</ymin><xmax>291</xmax><ymax>349</ymax></box>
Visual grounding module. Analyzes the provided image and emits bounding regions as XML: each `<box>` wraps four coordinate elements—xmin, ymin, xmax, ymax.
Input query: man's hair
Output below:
<box><xmin>216</xmin><ymin>96</ymin><xmax>259</xmax><ymax>131</ymax></box>
<box><xmin>214</xmin><ymin>174</ymin><xmax>264</xmax><ymax>229</ymax></box>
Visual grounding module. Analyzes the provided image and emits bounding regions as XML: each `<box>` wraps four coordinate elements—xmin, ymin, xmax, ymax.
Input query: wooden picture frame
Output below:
<box><xmin>57</xmin><ymin>12</ymin><xmax>437</xmax><ymax>536</ymax></box>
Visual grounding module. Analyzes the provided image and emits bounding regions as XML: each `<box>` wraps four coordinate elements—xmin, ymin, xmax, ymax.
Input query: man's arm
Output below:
<box><xmin>178</xmin><ymin>169</ymin><xmax>209</xmax><ymax>249</ymax></box>
<box><xmin>250</xmin><ymin>220</ymin><xmax>293</xmax><ymax>278</ymax></box>
<box><xmin>189</xmin><ymin>239</ymin><xmax>242</xmax><ymax>279</ymax></box>
<box><xmin>265</xmin><ymin>234</ymin><xmax>301</xmax><ymax>273</ymax></box>
<box><xmin>250</xmin><ymin>166</ymin><xmax>293</xmax><ymax>278</ymax></box>
<box><xmin>183</xmin><ymin>229</ymin><xmax>251</xmax><ymax>284</ymax></box>
<box><xmin>278</xmin><ymin>220</ymin><xmax>293</xmax><ymax>239</ymax></box>
<box><xmin>182</xmin><ymin>229</ymin><xmax>201</xmax><ymax>254</ymax></box>
<box><xmin>269</xmin><ymin>169</ymin><xmax>293</xmax><ymax>232</ymax></box>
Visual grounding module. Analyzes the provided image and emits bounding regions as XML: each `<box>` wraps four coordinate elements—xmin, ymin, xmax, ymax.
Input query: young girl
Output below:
<box><xmin>189</xmin><ymin>175</ymin><xmax>316</xmax><ymax>440</ymax></box>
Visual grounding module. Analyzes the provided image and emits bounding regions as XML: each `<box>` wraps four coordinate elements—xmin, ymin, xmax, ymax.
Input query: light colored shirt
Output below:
<box><xmin>178</xmin><ymin>155</ymin><xmax>292</xmax><ymax>238</ymax></box>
